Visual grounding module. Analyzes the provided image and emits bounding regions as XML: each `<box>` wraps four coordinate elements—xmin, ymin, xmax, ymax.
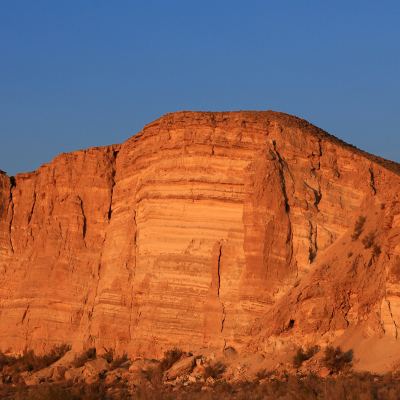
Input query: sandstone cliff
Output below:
<box><xmin>0</xmin><ymin>111</ymin><xmax>399</xmax><ymax>363</ymax></box>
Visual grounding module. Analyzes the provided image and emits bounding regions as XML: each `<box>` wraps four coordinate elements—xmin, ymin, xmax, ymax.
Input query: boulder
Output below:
<box><xmin>84</xmin><ymin>358</ymin><xmax>109</xmax><ymax>376</ymax></box>
<box><xmin>52</xmin><ymin>366</ymin><xmax>67</xmax><ymax>380</ymax></box>
<box><xmin>318</xmin><ymin>367</ymin><xmax>331</xmax><ymax>378</ymax></box>
<box><xmin>65</xmin><ymin>367</ymin><xmax>85</xmax><ymax>382</ymax></box>
<box><xmin>164</xmin><ymin>356</ymin><xmax>196</xmax><ymax>381</ymax></box>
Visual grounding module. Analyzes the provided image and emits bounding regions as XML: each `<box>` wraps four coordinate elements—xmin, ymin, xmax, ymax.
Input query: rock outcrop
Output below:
<box><xmin>0</xmin><ymin>111</ymin><xmax>399</xmax><ymax>361</ymax></box>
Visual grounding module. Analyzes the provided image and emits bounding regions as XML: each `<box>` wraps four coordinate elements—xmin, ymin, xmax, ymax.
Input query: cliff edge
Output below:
<box><xmin>0</xmin><ymin>111</ymin><xmax>399</xmax><ymax>372</ymax></box>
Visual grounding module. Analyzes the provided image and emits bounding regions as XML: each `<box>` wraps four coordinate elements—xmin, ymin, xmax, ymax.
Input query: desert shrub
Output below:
<box><xmin>362</xmin><ymin>231</ymin><xmax>376</xmax><ymax>249</ymax></box>
<box><xmin>215</xmin><ymin>380</ymin><xmax>233</xmax><ymax>394</ymax></box>
<box><xmin>373</xmin><ymin>244</ymin><xmax>382</xmax><ymax>258</ymax></box>
<box><xmin>351</xmin><ymin>216</ymin><xmax>366</xmax><ymax>241</ymax></box>
<box><xmin>145</xmin><ymin>363</ymin><xmax>163</xmax><ymax>384</ymax></box>
<box><xmin>255</xmin><ymin>368</ymin><xmax>273</xmax><ymax>381</ymax></box>
<box><xmin>72</xmin><ymin>347</ymin><xmax>96</xmax><ymax>368</ymax></box>
<box><xmin>100</xmin><ymin>348</ymin><xmax>114</xmax><ymax>363</ymax></box>
<box><xmin>322</xmin><ymin>346</ymin><xmax>353</xmax><ymax>373</ymax></box>
<box><xmin>110</xmin><ymin>352</ymin><xmax>128</xmax><ymax>370</ymax></box>
<box><xmin>145</xmin><ymin>348</ymin><xmax>186</xmax><ymax>385</ymax></box>
<box><xmin>293</xmin><ymin>347</ymin><xmax>308</xmax><ymax>367</ymax></box>
<box><xmin>0</xmin><ymin>344</ymin><xmax>71</xmax><ymax>380</ymax></box>
<box><xmin>204</xmin><ymin>361</ymin><xmax>225</xmax><ymax>380</ymax></box>
<box><xmin>293</xmin><ymin>345</ymin><xmax>320</xmax><ymax>367</ymax></box>
<box><xmin>159</xmin><ymin>348</ymin><xmax>186</xmax><ymax>372</ymax></box>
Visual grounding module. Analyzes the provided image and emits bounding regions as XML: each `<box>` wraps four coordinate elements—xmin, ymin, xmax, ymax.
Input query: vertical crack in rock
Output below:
<box><xmin>308</xmin><ymin>219</ymin><xmax>318</xmax><ymax>263</ymax></box>
<box><xmin>27</xmin><ymin>191</ymin><xmax>36</xmax><ymax>224</ymax></box>
<box><xmin>305</xmin><ymin>181</ymin><xmax>322</xmax><ymax>209</ymax></box>
<box><xmin>387</xmin><ymin>300</ymin><xmax>398</xmax><ymax>339</ymax></box>
<box><xmin>8</xmin><ymin>177</ymin><xmax>15</xmax><ymax>254</ymax></box>
<box><xmin>271</xmin><ymin>143</ymin><xmax>294</xmax><ymax>270</ymax></box>
<box><xmin>217</xmin><ymin>243</ymin><xmax>222</xmax><ymax>297</ymax></box>
<box><xmin>128</xmin><ymin>210</ymin><xmax>138</xmax><ymax>341</ymax></box>
<box><xmin>221</xmin><ymin>303</ymin><xmax>226</xmax><ymax>333</ymax></box>
<box><xmin>77</xmin><ymin>196</ymin><xmax>87</xmax><ymax>246</ymax></box>
<box><xmin>57</xmin><ymin>222</ymin><xmax>63</xmax><ymax>258</ymax></box>
<box><xmin>272</xmin><ymin>142</ymin><xmax>291</xmax><ymax>213</ymax></box>
<box><xmin>87</xmin><ymin>151</ymin><xmax>119</xmax><ymax>328</ymax></box>
<box><xmin>108</xmin><ymin>151</ymin><xmax>118</xmax><ymax>220</ymax></box>
<box><xmin>88</xmin><ymin>260</ymin><xmax>102</xmax><ymax>321</ymax></box>
<box><xmin>21</xmin><ymin>303</ymin><xmax>30</xmax><ymax>323</ymax></box>
<box><xmin>369</xmin><ymin>167</ymin><xmax>376</xmax><ymax>195</ymax></box>
<box><xmin>216</xmin><ymin>241</ymin><xmax>226</xmax><ymax>333</ymax></box>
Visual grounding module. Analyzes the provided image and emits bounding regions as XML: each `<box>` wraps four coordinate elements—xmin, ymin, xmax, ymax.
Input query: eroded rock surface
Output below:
<box><xmin>0</xmin><ymin>111</ymin><xmax>399</xmax><ymax>360</ymax></box>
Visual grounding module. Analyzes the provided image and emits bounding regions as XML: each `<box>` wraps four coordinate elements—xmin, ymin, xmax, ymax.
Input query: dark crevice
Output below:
<box><xmin>308</xmin><ymin>220</ymin><xmax>318</xmax><ymax>263</ymax></box>
<box><xmin>387</xmin><ymin>300</ymin><xmax>397</xmax><ymax>339</ymax></box>
<box><xmin>216</xmin><ymin>241</ymin><xmax>225</xmax><ymax>333</ymax></box>
<box><xmin>217</xmin><ymin>243</ymin><xmax>222</xmax><ymax>297</ymax></box>
<box><xmin>304</xmin><ymin>181</ymin><xmax>322</xmax><ymax>208</ymax></box>
<box><xmin>129</xmin><ymin>210</ymin><xmax>138</xmax><ymax>340</ymax></box>
<box><xmin>271</xmin><ymin>141</ymin><xmax>294</xmax><ymax>270</ymax></box>
<box><xmin>21</xmin><ymin>304</ymin><xmax>30</xmax><ymax>323</ymax></box>
<box><xmin>369</xmin><ymin>168</ymin><xmax>376</xmax><ymax>195</ymax></box>
<box><xmin>27</xmin><ymin>192</ymin><xmax>36</xmax><ymax>224</ymax></box>
<box><xmin>221</xmin><ymin>303</ymin><xmax>226</xmax><ymax>333</ymax></box>
<box><xmin>272</xmin><ymin>141</ymin><xmax>291</xmax><ymax>213</ymax></box>
<box><xmin>133</xmin><ymin>210</ymin><xmax>137</xmax><ymax>247</ymax></box>
<box><xmin>77</xmin><ymin>196</ymin><xmax>87</xmax><ymax>244</ymax></box>
<box><xmin>8</xmin><ymin>178</ymin><xmax>15</xmax><ymax>253</ymax></box>
<box><xmin>108</xmin><ymin>152</ymin><xmax>118</xmax><ymax>221</ymax></box>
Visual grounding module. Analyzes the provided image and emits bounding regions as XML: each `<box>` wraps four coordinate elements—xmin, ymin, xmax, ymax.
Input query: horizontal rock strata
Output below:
<box><xmin>0</xmin><ymin>111</ymin><xmax>399</xmax><ymax>358</ymax></box>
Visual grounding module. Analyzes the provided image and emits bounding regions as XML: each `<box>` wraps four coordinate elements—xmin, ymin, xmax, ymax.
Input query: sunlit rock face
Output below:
<box><xmin>0</xmin><ymin>111</ymin><xmax>399</xmax><ymax>357</ymax></box>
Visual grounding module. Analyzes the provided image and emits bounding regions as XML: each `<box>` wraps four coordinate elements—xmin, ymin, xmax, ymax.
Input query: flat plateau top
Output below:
<box><xmin>144</xmin><ymin>111</ymin><xmax>400</xmax><ymax>176</ymax></box>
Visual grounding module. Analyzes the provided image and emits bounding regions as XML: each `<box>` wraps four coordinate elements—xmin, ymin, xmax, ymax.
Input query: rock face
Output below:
<box><xmin>0</xmin><ymin>111</ymin><xmax>400</xmax><ymax>359</ymax></box>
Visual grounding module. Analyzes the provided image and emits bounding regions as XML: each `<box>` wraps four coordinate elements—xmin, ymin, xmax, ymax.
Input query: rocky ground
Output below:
<box><xmin>2</xmin><ymin>346</ymin><xmax>400</xmax><ymax>399</ymax></box>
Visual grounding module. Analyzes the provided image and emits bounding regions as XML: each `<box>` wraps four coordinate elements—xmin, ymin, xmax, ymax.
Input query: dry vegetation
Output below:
<box><xmin>0</xmin><ymin>344</ymin><xmax>70</xmax><ymax>384</ymax></box>
<box><xmin>100</xmin><ymin>349</ymin><xmax>129</xmax><ymax>371</ymax></box>
<box><xmin>72</xmin><ymin>347</ymin><xmax>97</xmax><ymax>368</ymax></box>
<box><xmin>3</xmin><ymin>373</ymin><xmax>400</xmax><ymax>400</ymax></box>
<box><xmin>292</xmin><ymin>345</ymin><xmax>320</xmax><ymax>368</ymax></box>
<box><xmin>322</xmin><ymin>346</ymin><xmax>353</xmax><ymax>374</ymax></box>
<box><xmin>351</xmin><ymin>216</ymin><xmax>366</xmax><ymax>241</ymax></box>
<box><xmin>0</xmin><ymin>345</ymin><xmax>398</xmax><ymax>400</ymax></box>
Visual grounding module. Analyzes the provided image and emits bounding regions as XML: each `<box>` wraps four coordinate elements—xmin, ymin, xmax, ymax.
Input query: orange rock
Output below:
<box><xmin>0</xmin><ymin>111</ymin><xmax>399</xmax><ymax>361</ymax></box>
<box><xmin>318</xmin><ymin>367</ymin><xmax>331</xmax><ymax>378</ymax></box>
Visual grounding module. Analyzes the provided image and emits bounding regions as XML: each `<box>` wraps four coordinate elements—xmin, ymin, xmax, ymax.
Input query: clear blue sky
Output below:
<box><xmin>1</xmin><ymin>1</ymin><xmax>399</xmax><ymax>176</ymax></box>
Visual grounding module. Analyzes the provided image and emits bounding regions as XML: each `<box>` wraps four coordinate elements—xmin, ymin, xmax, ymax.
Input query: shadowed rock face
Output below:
<box><xmin>0</xmin><ymin>111</ymin><xmax>399</xmax><ymax>358</ymax></box>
